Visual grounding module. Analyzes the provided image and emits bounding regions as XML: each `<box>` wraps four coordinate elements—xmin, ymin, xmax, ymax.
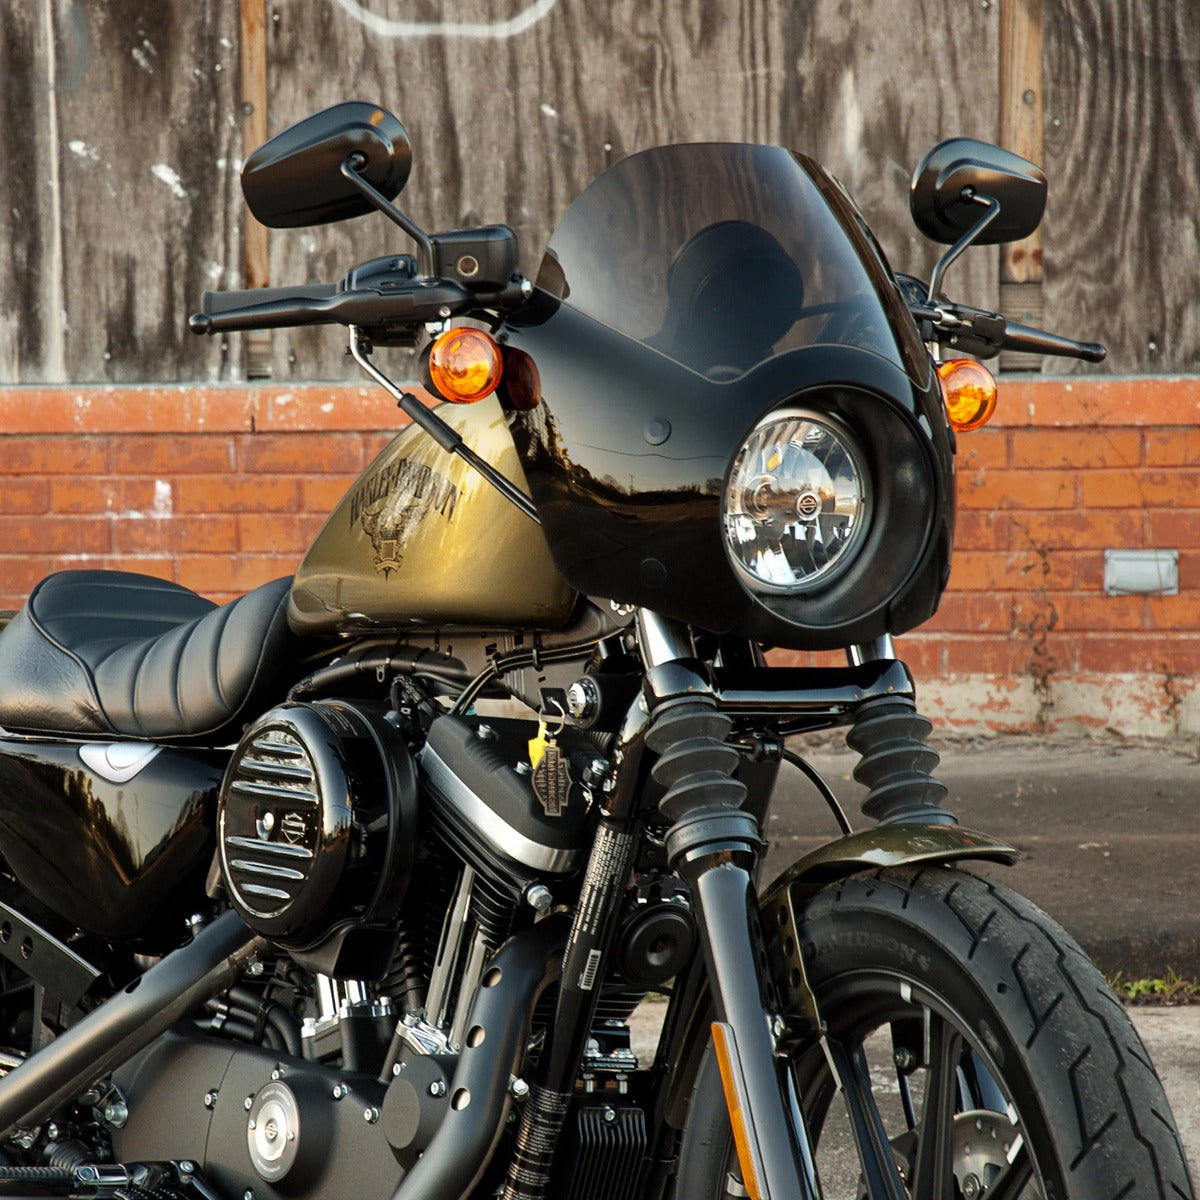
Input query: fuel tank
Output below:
<box><xmin>288</xmin><ymin>397</ymin><xmax>577</xmax><ymax>636</ymax></box>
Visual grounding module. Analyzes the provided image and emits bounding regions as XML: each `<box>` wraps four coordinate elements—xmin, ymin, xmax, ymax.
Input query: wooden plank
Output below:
<box><xmin>998</xmin><ymin>0</ymin><xmax>1046</xmax><ymax>370</ymax></box>
<box><xmin>0</xmin><ymin>3</ymin><xmax>64</xmax><ymax>381</ymax></box>
<box><xmin>261</xmin><ymin>0</ymin><xmax>1001</xmax><ymax>381</ymax></box>
<box><xmin>47</xmin><ymin>3</ymin><xmax>244</xmax><ymax>383</ymax></box>
<box><xmin>999</xmin><ymin>0</ymin><xmax>1045</xmax><ymax>285</ymax></box>
<box><xmin>239</xmin><ymin>0</ymin><xmax>271</xmax><ymax>377</ymax></box>
<box><xmin>1041</xmin><ymin>0</ymin><xmax>1200</xmax><ymax>373</ymax></box>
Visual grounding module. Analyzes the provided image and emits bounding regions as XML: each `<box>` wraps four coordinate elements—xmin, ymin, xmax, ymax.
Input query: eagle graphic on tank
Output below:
<box><xmin>350</xmin><ymin>457</ymin><xmax>459</xmax><ymax>576</ymax></box>
<box><xmin>288</xmin><ymin>398</ymin><xmax>578</xmax><ymax>636</ymax></box>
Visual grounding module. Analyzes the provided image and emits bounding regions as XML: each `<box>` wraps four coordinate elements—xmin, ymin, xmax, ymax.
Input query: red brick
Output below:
<box><xmin>1049</xmin><ymin>594</ymin><xmax>1146</xmax><ymax>632</ymax></box>
<box><xmin>949</xmin><ymin>550</ymin><xmax>1074</xmax><ymax>591</ymax></box>
<box><xmin>364</xmin><ymin>432</ymin><xmax>401</xmax><ymax>462</ymax></box>
<box><xmin>176</xmin><ymin>476</ymin><xmax>299</xmax><ymax>513</ymax></box>
<box><xmin>0</xmin><ymin>479</ymin><xmax>50</xmax><ymax>515</ymax></box>
<box><xmin>1080</xmin><ymin>469</ymin><xmax>1200</xmax><ymax>509</ymax></box>
<box><xmin>889</xmin><ymin>636</ymin><xmax>945</xmax><ymax>675</ymax></box>
<box><xmin>955</xmin><ymin>433</ymin><xmax>1008</xmax><ymax>470</ymax></box>
<box><xmin>924</xmin><ymin>592</ymin><xmax>1014</xmax><ymax>633</ymax></box>
<box><xmin>0</xmin><ymin>556</ymin><xmax>69</xmax><ymax>603</ymax></box>
<box><xmin>176</xmin><ymin>554</ymin><xmax>301</xmax><ymax>598</ymax></box>
<box><xmin>957</xmin><ymin>468</ymin><xmax>1076</xmax><ymax>510</ymax></box>
<box><xmin>1143</xmin><ymin>428</ymin><xmax>1200</xmax><ymax>467</ymax></box>
<box><xmin>1145</xmin><ymin>593</ymin><xmax>1200</xmax><ymax>631</ymax></box>
<box><xmin>932</xmin><ymin>636</ymin><xmax>1029</xmax><ymax>676</ymax></box>
<box><xmin>238</xmin><ymin>514</ymin><xmax>326</xmax><ymax>554</ymax></box>
<box><xmin>1146</xmin><ymin>510</ymin><xmax>1200</xmax><ymax>547</ymax></box>
<box><xmin>110</xmin><ymin>516</ymin><xmax>239</xmax><ymax>555</ymax></box>
<box><xmin>239</xmin><ymin>432</ymin><xmax>364</xmax><ymax>474</ymax></box>
<box><xmin>953</xmin><ymin>511</ymin><xmax>1010</xmax><ymax>551</ymax></box>
<box><xmin>1180</xmin><ymin>553</ymin><xmax>1200</xmax><ymax>590</ymax></box>
<box><xmin>0</xmin><ymin>516</ymin><xmax>109</xmax><ymax>555</ymax></box>
<box><xmin>301</xmin><ymin>475</ymin><xmax>358</xmax><ymax>513</ymax></box>
<box><xmin>995</xmin><ymin>377</ymin><xmax>1200</xmax><ymax>429</ymax></box>
<box><xmin>111</xmin><ymin>435</ymin><xmax>234</xmax><ymax>475</ymax></box>
<box><xmin>1009</xmin><ymin>510</ymin><xmax>1144</xmax><ymax>549</ymax></box>
<box><xmin>1073</xmin><ymin>634</ymin><xmax>1200</xmax><ymax>674</ymax></box>
<box><xmin>0</xmin><ymin>436</ymin><xmax>109</xmax><ymax>474</ymax></box>
<box><xmin>50</xmin><ymin>477</ymin><xmax>168</xmax><ymax>515</ymax></box>
<box><xmin>1009</xmin><ymin>429</ymin><xmax>1140</xmax><ymax>469</ymax></box>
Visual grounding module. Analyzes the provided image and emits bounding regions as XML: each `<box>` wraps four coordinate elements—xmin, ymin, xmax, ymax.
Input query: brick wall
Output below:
<box><xmin>2</xmin><ymin>377</ymin><xmax>1198</xmax><ymax>735</ymax></box>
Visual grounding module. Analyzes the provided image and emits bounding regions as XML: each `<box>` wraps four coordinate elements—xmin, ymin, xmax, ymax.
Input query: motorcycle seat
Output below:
<box><xmin>0</xmin><ymin>570</ymin><xmax>302</xmax><ymax>744</ymax></box>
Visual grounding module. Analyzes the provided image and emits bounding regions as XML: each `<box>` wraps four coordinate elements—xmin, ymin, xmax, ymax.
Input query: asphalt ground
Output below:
<box><xmin>765</xmin><ymin>734</ymin><xmax>1200</xmax><ymax>980</ymax></box>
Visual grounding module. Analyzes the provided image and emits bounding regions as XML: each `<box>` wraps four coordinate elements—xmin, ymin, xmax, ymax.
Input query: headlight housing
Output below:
<box><xmin>723</xmin><ymin>411</ymin><xmax>871</xmax><ymax>594</ymax></box>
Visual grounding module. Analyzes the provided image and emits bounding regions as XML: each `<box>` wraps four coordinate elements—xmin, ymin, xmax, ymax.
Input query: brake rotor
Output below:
<box><xmin>953</xmin><ymin>1108</ymin><xmax>1043</xmax><ymax>1198</ymax></box>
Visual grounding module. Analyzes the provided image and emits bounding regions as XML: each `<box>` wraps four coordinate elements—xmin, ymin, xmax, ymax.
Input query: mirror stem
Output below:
<box><xmin>926</xmin><ymin>190</ymin><xmax>1001</xmax><ymax>301</ymax></box>
<box><xmin>340</xmin><ymin>154</ymin><xmax>435</xmax><ymax>276</ymax></box>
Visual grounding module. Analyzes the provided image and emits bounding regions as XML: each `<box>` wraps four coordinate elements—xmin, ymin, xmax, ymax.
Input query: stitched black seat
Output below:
<box><xmin>0</xmin><ymin>570</ymin><xmax>303</xmax><ymax>743</ymax></box>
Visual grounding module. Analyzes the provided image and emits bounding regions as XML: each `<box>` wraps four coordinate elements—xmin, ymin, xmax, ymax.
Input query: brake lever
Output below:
<box><xmin>901</xmin><ymin>280</ymin><xmax>1106</xmax><ymax>364</ymax></box>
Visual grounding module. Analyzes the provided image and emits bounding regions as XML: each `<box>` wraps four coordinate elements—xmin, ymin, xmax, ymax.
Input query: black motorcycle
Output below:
<box><xmin>0</xmin><ymin>103</ymin><xmax>1188</xmax><ymax>1200</ymax></box>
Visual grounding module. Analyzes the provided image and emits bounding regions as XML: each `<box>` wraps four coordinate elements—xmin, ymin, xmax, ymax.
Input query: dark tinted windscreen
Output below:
<box><xmin>536</xmin><ymin>143</ymin><xmax>924</xmax><ymax>383</ymax></box>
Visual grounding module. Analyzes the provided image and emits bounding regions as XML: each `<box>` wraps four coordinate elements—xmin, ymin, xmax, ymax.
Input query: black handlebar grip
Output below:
<box><xmin>1003</xmin><ymin>318</ymin><xmax>1107</xmax><ymax>363</ymax></box>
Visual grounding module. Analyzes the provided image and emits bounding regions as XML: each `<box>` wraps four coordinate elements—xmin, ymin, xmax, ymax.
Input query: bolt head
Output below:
<box><xmin>364</xmin><ymin>1106</ymin><xmax>380</xmax><ymax>1124</ymax></box>
<box><xmin>246</xmin><ymin>958</ymin><xmax>265</xmax><ymax>977</ymax></box>
<box><xmin>244</xmin><ymin>1096</ymin><xmax>254</xmax><ymax>1110</ymax></box>
<box><xmin>270</xmin><ymin>1068</ymin><xmax>281</xmax><ymax>1080</ymax></box>
<box><xmin>429</xmin><ymin>1080</ymin><xmax>447</xmax><ymax>1097</ymax></box>
<box><xmin>510</xmin><ymin>1077</ymin><xmax>530</xmax><ymax>1099</ymax></box>
<box><xmin>179</xmin><ymin>1162</ymin><xmax>195</xmax><ymax>1175</ymax></box>
<box><xmin>204</xmin><ymin>1091</ymin><xmax>217</xmax><ymax>1109</ymax></box>
<box><xmin>603</xmin><ymin>1106</ymin><xmax>616</xmax><ymax>1123</ymax></box>
<box><xmin>244</xmin><ymin>1190</ymin><xmax>254</xmax><ymax>1200</ymax></box>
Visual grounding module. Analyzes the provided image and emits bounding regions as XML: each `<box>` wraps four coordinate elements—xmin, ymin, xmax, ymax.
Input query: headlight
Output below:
<box><xmin>723</xmin><ymin>410</ymin><xmax>870</xmax><ymax>593</ymax></box>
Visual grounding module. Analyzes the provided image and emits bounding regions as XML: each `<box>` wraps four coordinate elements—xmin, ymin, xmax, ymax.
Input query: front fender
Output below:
<box><xmin>761</xmin><ymin>823</ymin><xmax>1018</xmax><ymax>1032</ymax></box>
<box><xmin>661</xmin><ymin>824</ymin><xmax>1017</xmax><ymax>1124</ymax></box>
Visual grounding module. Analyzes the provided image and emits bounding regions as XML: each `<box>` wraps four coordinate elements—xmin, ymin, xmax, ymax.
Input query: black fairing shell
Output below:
<box><xmin>499</xmin><ymin>144</ymin><xmax>955</xmax><ymax>649</ymax></box>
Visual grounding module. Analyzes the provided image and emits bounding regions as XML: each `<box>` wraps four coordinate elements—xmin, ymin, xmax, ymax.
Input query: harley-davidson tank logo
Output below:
<box><xmin>349</xmin><ymin>456</ymin><xmax>459</xmax><ymax>576</ymax></box>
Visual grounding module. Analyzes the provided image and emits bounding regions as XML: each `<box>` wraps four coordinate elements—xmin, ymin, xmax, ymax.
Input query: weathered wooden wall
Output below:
<box><xmin>1</xmin><ymin>0</ymin><xmax>1196</xmax><ymax>384</ymax></box>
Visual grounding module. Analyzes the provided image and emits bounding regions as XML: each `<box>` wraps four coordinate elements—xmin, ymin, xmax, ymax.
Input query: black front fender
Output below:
<box><xmin>761</xmin><ymin>823</ymin><xmax>1018</xmax><ymax>1031</ymax></box>
<box><xmin>662</xmin><ymin>824</ymin><xmax>1017</xmax><ymax>1125</ymax></box>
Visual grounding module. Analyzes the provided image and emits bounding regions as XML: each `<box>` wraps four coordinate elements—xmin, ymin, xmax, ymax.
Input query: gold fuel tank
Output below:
<box><xmin>288</xmin><ymin>397</ymin><xmax>577</xmax><ymax>636</ymax></box>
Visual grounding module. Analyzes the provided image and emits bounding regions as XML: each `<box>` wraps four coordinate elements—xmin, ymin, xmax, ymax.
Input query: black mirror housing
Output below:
<box><xmin>910</xmin><ymin>137</ymin><xmax>1047</xmax><ymax>246</ymax></box>
<box><xmin>241</xmin><ymin>101</ymin><xmax>412</xmax><ymax>229</ymax></box>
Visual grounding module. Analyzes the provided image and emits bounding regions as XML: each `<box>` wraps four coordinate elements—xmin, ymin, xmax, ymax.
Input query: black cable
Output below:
<box><xmin>781</xmin><ymin>749</ymin><xmax>853</xmax><ymax>836</ymax></box>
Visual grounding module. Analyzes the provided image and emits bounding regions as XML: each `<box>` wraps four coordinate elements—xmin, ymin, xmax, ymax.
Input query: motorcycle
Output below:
<box><xmin>0</xmin><ymin>101</ymin><xmax>1187</xmax><ymax>1200</ymax></box>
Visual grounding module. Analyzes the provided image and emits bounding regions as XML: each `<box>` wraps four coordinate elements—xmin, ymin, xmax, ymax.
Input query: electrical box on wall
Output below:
<box><xmin>1103</xmin><ymin>549</ymin><xmax>1179</xmax><ymax>596</ymax></box>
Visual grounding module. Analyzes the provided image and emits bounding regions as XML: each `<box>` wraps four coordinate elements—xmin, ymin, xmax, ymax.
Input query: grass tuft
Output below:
<box><xmin>1109</xmin><ymin>967</ymin><xmax>1200</xmax><ymax>1006</ymax></box>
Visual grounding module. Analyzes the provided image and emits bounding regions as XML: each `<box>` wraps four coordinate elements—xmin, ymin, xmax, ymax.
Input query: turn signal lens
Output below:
<box><xmin>711</xmin><ymin>1022</ymin><xmax>765</xmax><ymax>1200</ymax></box>
<box><xmin>427</xmin><ymin>327</ymin><xmax>503</xmax><ymax>403</ymax></box>
<box><xmin>938</xmin><ymin>358</ymin><xmax>998</xmax><ymax>432</ymax></box>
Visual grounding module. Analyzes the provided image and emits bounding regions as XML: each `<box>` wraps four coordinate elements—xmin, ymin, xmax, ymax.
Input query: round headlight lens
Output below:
<box><xmin>723</xmin><ymin>412</ymin><xmax>870</xmax><ymax>593</ymax></box>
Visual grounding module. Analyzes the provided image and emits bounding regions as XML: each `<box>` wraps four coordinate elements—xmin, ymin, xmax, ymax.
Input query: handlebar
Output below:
<box><xmin>188</xmin><ymin>257</ymin><xmax>531</xmax><ymax>338</ymax></box>
<box><xmin>899</xmin><ymin>275</ymin><xmax>1106</xmax><ymax>364</ymax></box>
<box><xmin>999</xmin><ymin>317</ymin><xmax>1106</xmax><ymax>363</ymax></box>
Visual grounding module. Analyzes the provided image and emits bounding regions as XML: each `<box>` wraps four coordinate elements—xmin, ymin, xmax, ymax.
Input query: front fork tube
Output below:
<box><xmin>679</xmin><ymin>850</ymin><xmax>821</xmax><ymax>1200</ymax></box>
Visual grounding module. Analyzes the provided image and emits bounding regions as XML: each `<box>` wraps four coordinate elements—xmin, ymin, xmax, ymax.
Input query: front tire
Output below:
<box><xmin>676</xmin><ymin>866</ymin><xmax>1193</xmax><ymax>1199</ymax></box>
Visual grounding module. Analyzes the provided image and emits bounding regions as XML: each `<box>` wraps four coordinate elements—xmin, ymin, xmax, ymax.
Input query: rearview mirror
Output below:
<box><xmin>910</xmin><ymin>137</ymin><xmax>1046</xmax><ymax>245</ymax></box>
<box><xmin>241</xmin><ymin>101</ymin><xmax>412</xmax><ymax>229</ymax></box>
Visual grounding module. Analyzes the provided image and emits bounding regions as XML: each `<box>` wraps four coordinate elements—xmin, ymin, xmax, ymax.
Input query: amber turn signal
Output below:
<box><xmin>427</xmin><ymin>327</ymin><xmax>503</xmax><ymax>404</ymax></box>
<box><xmin>938</xmin><ymin>358</ymin><xmax>998</xmax><ymax>432</ymax></box>
<box><xmin>710</xmin><ymin>1022</ymin><xmax>765</xmax><ymax>1200</ymax></box>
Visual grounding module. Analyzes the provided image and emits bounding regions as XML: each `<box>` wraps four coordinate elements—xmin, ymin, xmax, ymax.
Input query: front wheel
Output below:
<box><xmin>676</xmin><ymin>866</ymin><xmax>1193</xmax><ymax>1200</ymax></box>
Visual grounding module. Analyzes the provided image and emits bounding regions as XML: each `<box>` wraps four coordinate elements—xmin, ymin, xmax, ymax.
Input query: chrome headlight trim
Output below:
<box><xmin>722</xmin><ymin>407</ymin><xmax>872</xmax><ymax>596</ymax></box>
